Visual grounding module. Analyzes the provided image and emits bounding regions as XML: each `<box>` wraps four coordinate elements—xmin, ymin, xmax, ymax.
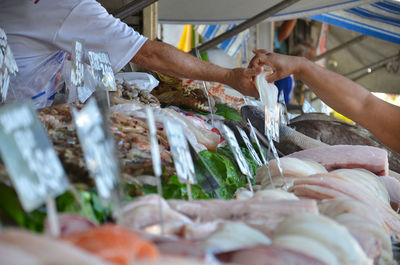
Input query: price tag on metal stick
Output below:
<box><xmin>145</xmin><ymin>106</ymin><xmax>165</xmax><ymax>235</ymax></box>
<box><xmin>88</xmin><ymin>51</ymin><xmax>116</xmax><ymax>108</ymax></box>
<box><xmin>248</xmin><ymin>119</ymin><xmax>274</xmax><ymax>188</ymax></box>
<box><xmin>236</xmin><ymin>126</ymin><xmax>262</xmax><ymax>167</ymax></box>
<box><xmin>164</xmin><ymin>119</ymin><xmax>196</xmax><ymax>200</ymax></box>
<box><xmin>146</xmin><ymin>107</ymin><xmax>162</xmax><ymax>193</ymax></box>
<box><xmin>70</xmin><ymin>41</ymin><xmax>92</xmax><ymax>104</ymax></box>
<box><xmin>0</xmin><ymin>102</ymin><xmax>68</xmax><ymax>236</ymax></box>
<box><xmin>219</xmin><ymin>123</ymin><xmax>253</xmax><ymax>193</ymax></box>
<box><xmin>247</xmin><ymin>119</ymin><xmax>267</xmax><ymax>165</ymax></box>
<box><xmin>72</xmin><ymin>98</ymin><xmax>120</xmax><ymax>203</ymax></box>
<box><xmin>0</xmin><ymin>28</ymin><xmax>18</xmax><ymax>103</ymax></box>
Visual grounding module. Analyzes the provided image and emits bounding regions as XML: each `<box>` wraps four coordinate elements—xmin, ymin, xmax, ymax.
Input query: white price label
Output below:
<box><xmin>0</xmin><ymin>28</ymin><xmax>18</xmax><ymax>102</ymax></box>
<box><xmin>146</xmin><ymin>107</ymin><xmax>162</xmax><ymax>178</ymax></box>
<box><xmin>71</xmin><ymin>41</ymin><xmax>84</xmax><ymax>88</ymax></box>
<box><xmin>164</xmin><ymin>120</ymin><xmax>196</xmax><ymax>184</ymax></box>
<box><xmin>73</xmin><ymin>99</ymin><xmax>119</xmax><ymax>199</ymax></box>
<box><xmin>220</xmin><ymin>124</ymin><xmax>252</xmax><ymax>178</ymax></box>
<box><xmin>247</xmin><ymin>119</ymin><xmax>267</xmax><ymax>165</ymax></box>
<box><xmin>236</xmin><ymin>126</ymin><xmax>263</xmax><ymax>167</ymax></box>
<box><xmin>88</xmin><ymin>51</ymin><xmax>116</xmax><ymax>92</ymax></box>
<box><xmin>0</xmin><ymin>103</ymin><xmax>68</xmax><ymax>212</ymax></box>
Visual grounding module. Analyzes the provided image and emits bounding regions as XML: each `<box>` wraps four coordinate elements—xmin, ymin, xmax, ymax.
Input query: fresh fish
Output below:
<box><xmin>289</xmin><ymin>173</ymin><xmax>400</xmax><ymax>238</ymax></box>
<box><xmin>217</xmin><ymin>245</ymin><xmax>327</xmax><ymax>265</ymax></box>
<box><xmin>319</xmin><ymin>198</ymin><xmax>393</xmax><ymax>265</ymax></box>
<box><xmin>289</xmin><ymin>113</ymin><xmax>400</xmax><ymax>173</ymax></box>
<box><xmin>0</xmin><ymin>229</ymin><xmax>111</xmax><ymax>265</ymax></box>
<box><xmin>241</xmin><ymin>107</ymin><xmax>400</xmax><ymax>174</ymax></box>
<box><xmin>273</xmin><ymin>213</ymin><xmax>372</xmax><ymax>265</ymax></box>
<box><xmin>62</xmin><ymin>224</ymin><xmax>159</xmax><ymax>265</ymax></box>
<box><xmin>288</xmin><ymin>145</ymin><xmax>389</xmax><ymax>176</ymax></box>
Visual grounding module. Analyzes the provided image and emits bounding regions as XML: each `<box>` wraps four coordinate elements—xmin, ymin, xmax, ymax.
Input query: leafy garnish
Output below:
<box><xmin>215</xmin><ymin>104</ymin><xmax>242</xmax><ymax>121</ymax></box>
<box><xmin>142</xmin><ymin>175</ymin><xmax>211</xmax><ymax>200</ymax></box>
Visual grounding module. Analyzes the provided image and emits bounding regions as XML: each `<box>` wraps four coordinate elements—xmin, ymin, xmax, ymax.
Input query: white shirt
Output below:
<box><xmin>0</xmin><ymin>0</ymin><xmax>148</xmax><ymax>108</ymax></box>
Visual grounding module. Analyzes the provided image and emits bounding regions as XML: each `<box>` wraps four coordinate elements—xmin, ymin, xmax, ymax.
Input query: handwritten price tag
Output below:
<box><xmin>164</xmin><ymin>119</ymin><xmax>196</xmax><ymax>185</ymax></box>
<box><xmin>0</xmin><ymin>102</ymin><xmax>67</xmax><ymax>212</ymax></box>
<box><xmin>236</xmin><ymin>126</ymin><xmax>262</xmax><ymax>167</ymax></box>
<box><xmin>0</xmin><ymin>28</ymin><xmax>18</xmax><ymax>103</ymax></box>
<box><xmin>88</xmin><ymin>51</ymin><xmax>116</xmax><ymax>92</ymax></box>
<box><xmin>220</xmin><ymin>124</ymin><xmax>252</xmax><ymax>178</ymax></box>
<box><xmin>72</xmin><ymin>98</ymin><xmax>119</xmax><ymax>200</ymax></box>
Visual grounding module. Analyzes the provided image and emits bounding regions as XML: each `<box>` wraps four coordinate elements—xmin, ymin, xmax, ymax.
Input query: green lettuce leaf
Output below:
<box><xmin>215</xmin><ymin>104</ymin><xmax>242</xmax><ymax>121</ymax></box>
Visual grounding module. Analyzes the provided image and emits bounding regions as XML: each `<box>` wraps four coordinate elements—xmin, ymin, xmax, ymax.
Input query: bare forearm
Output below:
<box><xmin>297</xmin><ymin>58</ymin><xmax>370</xmax><ymax>120</ymax></box>
<box><xmin>132</xmin><ymin>40</ymin><xmax>230</xmax><ymax>84</ymax></box>
<box><xmin>297</xmin><ymin>58</ymin><xmax>400</xmax><ymax>151</ymax></box>
<box><xmin>278</xmin><ymin>19</ymin><xmax>297</xmax><ymax>42</ymax></box>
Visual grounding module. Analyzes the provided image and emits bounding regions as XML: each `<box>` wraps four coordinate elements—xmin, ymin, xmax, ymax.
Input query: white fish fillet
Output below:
<box><xmin>0</xmin><ymin>229</ymin><xmax>111</xmax><ymax>265</ymax></box>
<box><xmin>288</xmin><ymin>145</ymin><xmax>389</xmax><ymax>176</ymax></box>
<box><xmin>274</xmin><ymin>213</ymin><xmax>372</xmax><ymax>265</ymax></box>
<box><xmin>273</xmin><ymin>235</ymin><xmax>338</xmax><ymax>265</ymax></box>
<box><xmin>203</xmin><ymin>222</ymin><xmax>271</xmax><ymax>253</ymax></box>
<box><xmin>257</xmin><ymin>157</ymin><xmax>327</xmax><ymax>188</ymax></box>
<box><xmin>331</xmin><ymin>169</ymin><xmax>390</xmax><ymax>205</ymax></box>
<box><xmin>380</xmin><ymin>175</ymin><xmax>400</xmax><ymax>204</ymax></box>
<box><xmin>319</xmin><ymin>198</ymin><xmax>394</xmax><ymax>265</ymax></box>
<box><xmin>290</xmin><ymin>174</ymin><xmax>400</xmax><ymax>237</ymax></box>
<box><xmin>0</xmin><ymin>242</ymin><xmax>41</xmax><ymax>265</ymax></box>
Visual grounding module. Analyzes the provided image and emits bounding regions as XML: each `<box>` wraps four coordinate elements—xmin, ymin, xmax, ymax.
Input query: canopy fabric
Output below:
<box><xmin>311</xmin><ymin>0</ymin><xmax>400</xmax><ymax>44</ymax></box>
<box><xmin>158</xmin><ymin>0</ymin><xmax>376</xmax><ymax>24</ymax></box>
<box><xmin>195</xmin><ymin>25</ymin><xmax>250</xmax><ymax>57</ymax></box>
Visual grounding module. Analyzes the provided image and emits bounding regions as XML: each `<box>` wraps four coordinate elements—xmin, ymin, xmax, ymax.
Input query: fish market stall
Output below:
<box><xmin>1</xmin><ymin>2</ymin><xmax>400</xmax><ymax>265</ymax></box>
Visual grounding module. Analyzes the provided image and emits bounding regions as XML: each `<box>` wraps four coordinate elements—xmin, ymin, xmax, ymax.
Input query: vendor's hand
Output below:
<box><xmin>248</xmin><ymin>50</ymin><xmax>304</xmax><ymax>83</ymax></box>
<box><xmin>225</xmin><ymin>67</ymin><xmax>262</xmax><ymax>98</ymax></box>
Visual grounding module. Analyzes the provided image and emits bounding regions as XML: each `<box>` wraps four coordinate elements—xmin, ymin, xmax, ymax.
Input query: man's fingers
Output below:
<box><xmin>266</xmin><ymin>72</ymin><xmax>279</xmax><ymax>83</ymax></box>
<box><xmin>245</xmin><ymin>66</ymin><xmax>263</xmax><ymax>77</ymax></box>
<box><xmin>252</xmin><ymin>49</ymin><xmax>269</xmax><ymax>54</ymax></box>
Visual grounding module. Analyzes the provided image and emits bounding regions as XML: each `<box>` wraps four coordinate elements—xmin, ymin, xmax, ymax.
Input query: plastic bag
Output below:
<box><xmin>115</xmin><ymin>72</ymin><xmax>159</xmax><ymax>92</ymax></box>
<box><xmin>7</xmin><ymin>51</ymin><xmax>68</xmax><ymax>108</ymax></box>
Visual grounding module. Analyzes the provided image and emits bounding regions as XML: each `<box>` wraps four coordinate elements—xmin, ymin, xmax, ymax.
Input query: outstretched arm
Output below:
<box><xmin>131</xmin><ymin>40</ymin><xmax>262</xmax><ymax>97</ymax></box>
<box><xmin>277</xmin><ymin>19</ymin><xmax>297</xmax><ymax>42</ymax></box>
<box><xmin>249</xmin><ymin>50</ymin><xmax>400</xmax><ymax>152</ymax></box>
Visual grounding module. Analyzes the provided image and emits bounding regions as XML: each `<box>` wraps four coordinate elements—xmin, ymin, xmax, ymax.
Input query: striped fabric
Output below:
<box><xmin>311</xmin><ymin>0</ymin><xmax>400</xmax><ymax>44</ymax></box>
<box><xmin>195</xmin><ymin>24</ymin><xmax>249</xmax><ymax>57</ymax></box>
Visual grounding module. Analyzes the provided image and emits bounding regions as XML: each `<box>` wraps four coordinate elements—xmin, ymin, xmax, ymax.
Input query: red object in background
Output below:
<box><xmin>212</xmin><ymin>128</ymin><xmax>224</xmax><ymax>144</ymax></box>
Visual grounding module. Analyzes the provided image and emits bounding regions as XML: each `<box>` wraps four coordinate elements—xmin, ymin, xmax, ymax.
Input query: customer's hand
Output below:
<box><xmin>248</xmin><ymin>50</ymin><xmax>304</xmax><ymax>82</ymax></box>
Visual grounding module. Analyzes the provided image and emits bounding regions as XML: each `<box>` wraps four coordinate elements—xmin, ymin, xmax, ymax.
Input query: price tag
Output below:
<box><xmin>236</xmin><ymin>126</ymin><xmax>263</xmax><ymax>167</ymax></box>
<box><xmin>87</xmin><ymin>51</ymin><xmax>116</xmax><ymax>92</ymax></box>
<box><xmin>220</xmin><ymin>124</ymin><xmax>252</xmax><ymax>177</ymax></box>
<box><xmin>219</xmin><ymin>123</ymin><xmax>253</xmax><ymax>192</ymax></box>
<box><xmin>145</xmin><ymin>106</ymin><xmax>165</xmax><ymax>234</ymax></box>
<box><xmin>72</xmin><ymin>98</ymin><xmax>119</xmax><ymax>200</ymax></box>
<box><xmin>0</xmin><ymin>102</ymin><xmax>68</xmax><ymax>212</ymax></box>
<box><xmin>145</xmin><ymin>107</ymin><xmax>162</xmax><ymax>187</ymax></box>
<box><xmin>70</xmin><ymin>41</ymin><xmax>92</xmax><ymax>103</ymax></box>
<box><xmin>265</xmin><ymin>104</ymin><xmax>280</xmax><ymax>142</ymax></box>
<box><xmin>0</xmin><ymin>28</ymin><xmax>18</xmax><ymax>103</ymax></box>
<box><xmin>164</xmin><ymin>119</ymin><xmax>196</xmax><ymax>185</ymax></box>
<box><xmin>247</xmin><ymin>119</ymin><xmax>267</xmax><ymax>165</ymax></box>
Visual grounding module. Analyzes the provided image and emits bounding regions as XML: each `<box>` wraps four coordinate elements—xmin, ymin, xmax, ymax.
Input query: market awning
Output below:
<box><xmin>158</xmin><ymin>0</ymin><xmax>375</xmax><ymax>24</ymax></box>
<box><xmin>311</xmin><ymin>0</ymin><xmax>400</xmax><ymax>44</ymax></box>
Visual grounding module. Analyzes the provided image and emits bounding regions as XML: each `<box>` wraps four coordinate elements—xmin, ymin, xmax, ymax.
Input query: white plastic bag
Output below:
<box><xmin>115</xmin><ymin>72</ymin><xmax>159</xmax><ymax>92</ymax></box>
